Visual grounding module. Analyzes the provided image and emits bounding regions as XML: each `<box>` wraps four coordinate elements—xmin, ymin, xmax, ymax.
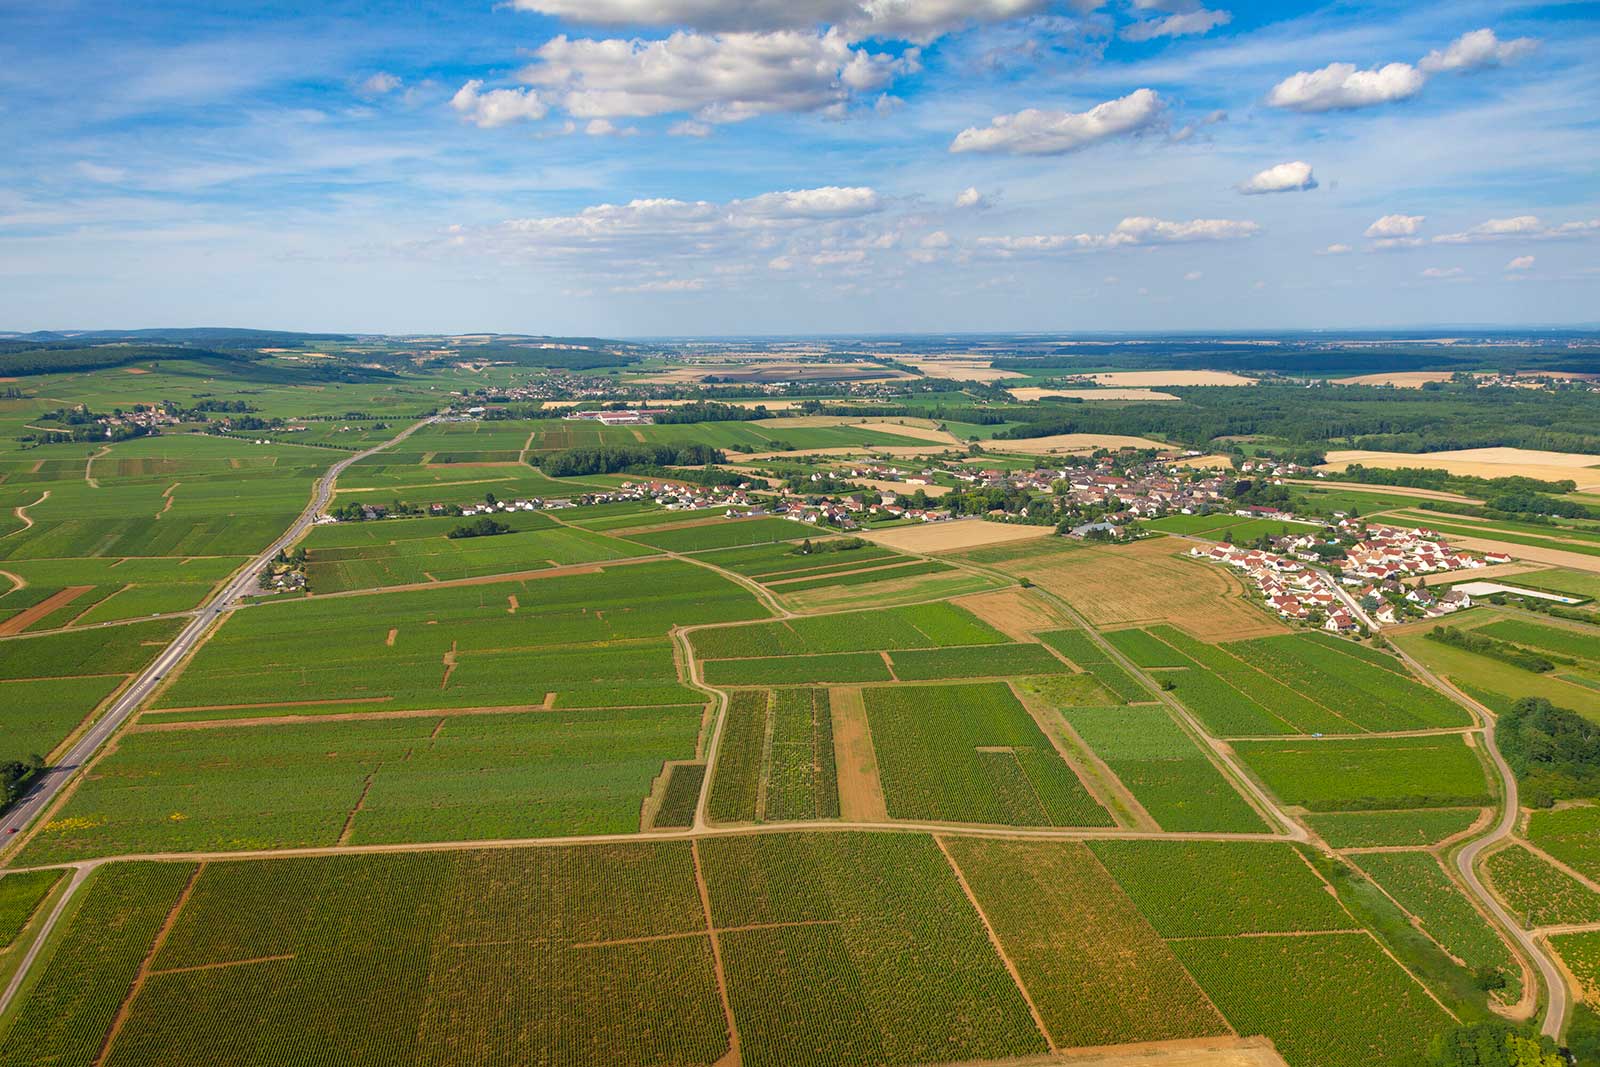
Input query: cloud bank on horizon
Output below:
<box><xmin>0</xmin><ymin>0</ymin><xmax>1594</xmax><ymax>333</ymax></box>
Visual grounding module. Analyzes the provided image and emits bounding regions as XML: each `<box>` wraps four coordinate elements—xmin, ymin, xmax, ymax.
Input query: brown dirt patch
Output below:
<box><xmin>956</xmin><ymin>587</ymin><xmax>1068</xmax><ymax>640</ymax></box>
<box><xmin>440</xmin><ymin>641</ymin><xmax>458</xmax><ymax>689</ymax></box>
<box><xmin>864</xmin><ymin>519</ymin><xmax>1056</xmax><ymax>554</ymax></box>
<box><xmin>0</xmin><ymin>585</ymin><xmax>93</xmax><ymax>636</ymax></box>
<box><xmin>986</xmin><ymin>433</ymin><xmax>1173</xmax><ymax>456</ymax></box>
<box><xmin>986</xmin><ymin>538</ymin><xmax>1286</xmax><ymax>640</ymax></box>
<box><xmin>945</xmin><ymin>1037</ymin><xmax>1287</xmax><ymax>1067</ymax></box>
<box><xmin>123</xmin><ymin>366</ymin><xmax>150</xmax><ymax>374</ymax></box>
<box><xmin>829</xmin><ymin>686</ymin><xmax>887</xmax><ymax>821</ymax></box>
<box><xmin>384</xmin><ymin>628</ymin><xmax>398</xmax><ymax>647</ymax></box>
<box><xmin>506</xmin><ymin>595</ymin><xmax>518</xmax><ymax>614</ymax></box>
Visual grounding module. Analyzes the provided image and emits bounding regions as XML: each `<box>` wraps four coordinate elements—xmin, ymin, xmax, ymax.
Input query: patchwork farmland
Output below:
<box><xmin>0</xmin><ymin>367</ymin><xmax>1591</xmax><ymax>1067</ymax></box>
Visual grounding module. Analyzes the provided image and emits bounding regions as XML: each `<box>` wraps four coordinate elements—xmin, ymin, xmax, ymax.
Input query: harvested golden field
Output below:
<box><xmin>1090</xmin><ymin>371</ymin><xmax>1255</xmax><ymax>387</ymax></box>
<box><xmin>955</xmin><ymin>587</ymin><xmax>1070</xmax><ymax>640</ymax></box>
<box><xmin>633</xmin><ymin>361</ymin><xmax>911</xmax><ymax>385</ymax></box>
<box><xmin>986</xmin><ymin>433</ymin><xmax>1173</xmax><ymax>455</ymax></box>
<box><xmin>977</xmin><ymin>538</ymin><xmax>1286</xmax><ymax>639</ymax></box>
<box><xmin>727</xmin><ymin>444</ymin><xmax>955</xmax><ymax>462</ymax></box>
<box><xmin>1283</xmin><ymin>479</ymin><xmax>1481</xmax><ymax>504</ymax></box>
<box><xmin>1173</xmin><ymin>454</ymin><xmax>1234</xmax><ymax>470</ymax></box>
<box><xmin>1331</xmin><ymin>372</ymin><xmax>1459</xmax><ymax>387</ymax></box>
<box><xmin>864</xmin><ymin>519</ymin><xmax>1056</xmax><ymax>553</ymax></box>
<box><xmin>902</xmin><ymin>358</ymin><xmax>1028</xmax><ymax>382</ymax></box>
<box><xmin>850</xmin><ymin>478</ymin><xmax>952</xmax><ymax>498</ymax></box>
<box><xmin>1010</xmin><ymin>387</ymin><xmax>1181</xmax><ymax>403</ymax></box>
<box><xmin>852</xmin><ymin>420</ymin><xmax>964</xmax><ymax>444</ymax></box>
<box><xmin>1322</xmin><ymin>448</ymin><xmax>1600</xmax><ymax>490</ymax></box>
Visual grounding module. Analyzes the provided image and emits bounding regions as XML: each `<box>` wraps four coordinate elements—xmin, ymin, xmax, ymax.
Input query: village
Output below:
<box><xmin>1192</xmin><ymin>517</ymin><xmax>1508</xmax><ymax>633</ymax></box>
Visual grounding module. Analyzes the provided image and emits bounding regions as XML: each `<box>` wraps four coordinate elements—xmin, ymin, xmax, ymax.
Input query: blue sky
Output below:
<box><xmin>1</xmin><ymin>0</ymin><xmax>1596</xmax><ymax>334</ymax></box>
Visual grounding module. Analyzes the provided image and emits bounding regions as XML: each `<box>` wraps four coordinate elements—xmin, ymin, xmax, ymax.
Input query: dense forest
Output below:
<box><xmin>992</xmin><ymin>383</ymin><xmax>1600</xmax><ymax>456</ymax></box>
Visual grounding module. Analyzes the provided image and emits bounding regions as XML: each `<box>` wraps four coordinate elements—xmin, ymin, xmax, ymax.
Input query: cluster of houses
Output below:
<box><xmin>1193</xmin><ymin>519</ymin><xmax>1500</xmax><ymax>631</ymax></box>
<box><xmin>562</xmin><ymin>409</ymin><xmax>661</xmax><ymax>426</ymax></box>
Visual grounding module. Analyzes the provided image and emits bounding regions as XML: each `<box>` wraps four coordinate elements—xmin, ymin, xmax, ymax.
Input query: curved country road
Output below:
<box><xmin>0</xmin><ymin>417</ymin><xmax>436</xmax><ymax>845</ymax></box>
<box><xmin>1390</xmin><ymin>643</ymin><xmax>1567</xmax><ymax>1041</ymax></box>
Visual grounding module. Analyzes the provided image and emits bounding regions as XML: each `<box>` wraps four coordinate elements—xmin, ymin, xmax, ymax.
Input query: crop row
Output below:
<box><xmin>1035</xmin><ymin>629</ymin><xmax>1149</xmax><ymax>703</ymax></box>
<box><xmin>708</xmin><ymin>691</ymin><xmax>768</xmax><ymax>822</ymax></box>
<box><xmin>864</xmin><ymin>683</ymin><xmax>1111</xmax><ymax>827</ymax></box>
<box><xmin>691</xmin><ymin>601</ymin><xmax>1004</xmax><ymax>660</ymax></box>
<box><xmin>1058</xmin><ymin>706</ymin><xmax>1265</xmax><ymax>833</ymax></box>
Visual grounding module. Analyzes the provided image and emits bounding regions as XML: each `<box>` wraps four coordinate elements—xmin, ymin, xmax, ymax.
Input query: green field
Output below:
<box><xmin>1035</xmin><ymin>629</ymin><xmax>1150</xmax><ymax>703</ymax></box>
<box><xmin>1057</xmin><ymin>705</ymin><xmax>1265</xmax><ymax>832</ymax></box>
<box><xmin>1355</xmin><ymin>852</ymin><xmax>1520</xmax><ymax>999</ymax></box>
<box><xmin>301</xmin><ymin>512</ymin><xmax>642</xmax><ymax>591</ymax></box>
<box><xmin>149</xmin><ymin>561</ymin><xmax>758</xmax><ymax>715</ymax></box>
<box><xmin>690</xmin><ymin>601</ymin><xmax>1005</xmax><ymax>659</ymax></box>
<box><xmin>1525</xmin><ymin>804</ymin><xmax>1600</xmax><ymax>883</ymax></box>
<box><xmin>700</xmin><ymin>833</ymin><xmax>1047</xmax><ymax>1066</ymax></box>
<box><xmin>864</xmin><ymin>683</ymin><xmax>1111</xmax><ymax>827</ymax></box>
<box><xmin>1484</xmin><ymin>844</ymin><xmax>1600</xmax><ymax>926</ymax></box>
<box><xmin>942</xmin><ymin>838</ymin><xmax>1228</xmax><ymax>1048</ymax></box>
<box><xmin>0</xmin><ymin>869</ymin><xmax>64</xmax><ymax>948</ymax></box>
<box><xmin>1305</xmin><ymin>808</ymin><xmax>1482</xmax><ymax>848</ymax></box>
<box><xmin>1233</xmin><ymin>735</ymin><xmax>1490</xmax><ymax>812</ymax></box>
<box><xmin>1089</xmin><ymin>840</ymin><xmax>1356</xmax><ymax>937</ymax></box>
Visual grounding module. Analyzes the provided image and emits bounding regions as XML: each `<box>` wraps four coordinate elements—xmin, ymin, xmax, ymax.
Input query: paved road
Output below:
<box><xmin>0</xmin><ymin>418</ymin><xmax>435</xmax><ymax>844</ymax></box>
<box><xmin>1391</xmin><ymin>645</ymin><xmax>1569</xmax><ymax>1041</ymax></box>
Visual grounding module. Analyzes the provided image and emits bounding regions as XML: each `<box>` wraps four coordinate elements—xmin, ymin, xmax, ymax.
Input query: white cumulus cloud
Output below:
<box><xmin>1266</xmin><ymin>62</ymin><xmax>1424</xmax><ymax>112</ymax></box>
<box><xmin>1505</xmin><ymin>255</ymin><xmax>1535</xmax><ymax>271</ymax></box>
<box><xmin>955</xmin><ymin>186</ymin><xmax>989</xmax><ymax>209</ymax></box>
<box><xmin>521</xmin><ymin>30</ymin><xmax>910</xmax><ymax>123</ymax></box>
<box><xmin>1365</xmin><ymin>214</ymin><xmax>1424</xmax><ymax>238</ymax></box>
<box><xmin>1319</xmin><ymin>243</ymin><xmax>1352</xmax><ymax>255</ymax></box>
<box><xmin>1420</xmin><ymin>266</ymin><xmax>1466</xmax><ymax>279</ymax></box>
<box><xmin>951</xmin><ymin>88</ymin><xmax>1163</xmax><ymax>155</ymax></box>
<box><xmin>1237</xmin><ymin>161</ymin><xmax>1317</xmax><ymax>195</ymax></box>
<box><xmin>451</xmin><ymin>80</ymin><xmax>549</xmax><ymax>128</ymax></box>
<box><xmin>1420</xmin><ymin>28</ymin><xmax>1538</xmax><ymax>74</ymax></box>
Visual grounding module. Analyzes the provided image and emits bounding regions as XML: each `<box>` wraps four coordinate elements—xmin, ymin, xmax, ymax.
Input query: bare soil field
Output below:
<box><xmin>977</xmin><ymin>538</ymin><xmax>1286</xmax><ymax>639</ymax></box>
<box><xmin>865</xmin><ymin>519</ymin><xmax>1057</xmax><ymax>553</ymax></box>
<box><xmin>956</xmin><ymin>587</ymin><xmax>1070</xmax><ymax>640</ymax></box>
<box><xmin>1011</xmin><ymin>388</ymin><xmax>1181</xmax><ymax>403</ymax></box>
<box><xmin>0</xmin><ymin>585</ymin><xmax>93</xmax><ymax>636</ymax></box>
<box><xmin>1322</xmin><ymin>448</ymin><xmax>1600</xmax><ymax>490</ymax></box>
<box><xmin>986</xmin><ymin>433</ymin><xmax>1174</xmax><ymax>456</ymax></box>
<box><xmin>903</xmin><ymin>358</ymin><xmax>1028</xmax><ymax>382</ymax></box>
<box><xmin>829</xmin><ymin>686</ymin><xmax>888</xmax><ymax>821</ymax></box>
<box><xmin>947</xmin><ymin>1037</ymin><xmax>1288</xmax><ymax>1067</ymax></box>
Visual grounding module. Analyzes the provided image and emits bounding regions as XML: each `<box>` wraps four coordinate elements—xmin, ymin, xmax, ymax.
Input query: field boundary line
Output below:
<box><xmin>94</xmin><ymin>860</ymin><xmax>205</xmax><ymax>1066</ymax></box>
<box><xmin>338</xmin><ymin>766</ymin><xmax>383</xmax><ymax>845</ymax></box>
<box><xmin>570</xmin><ymin>918</ymin><xmax>839</xmax><ymax>951</ymax></box>
<box><xmin>148</xmin><ymin>953</ymin><xmax>295</xmax><ymax>977</ymax></box>
<box><xmin>4</xmin><ymin>490</ymin><xmax>49</xmax><ymax>539</ymax></box>
<box><xmin>1007</xmin><ymin>681</ymin><xmax>1141</xmax><ymax>830</ymax></box>
<box><xmin>691</xmin><ymin>840</ymin><xmax>741</xmax><ymax>1067</ymax></box>
<box><xmin>934</xmin><ymin>833</ymin><xmax>1056</xmax><ymax>1052</ymax></box>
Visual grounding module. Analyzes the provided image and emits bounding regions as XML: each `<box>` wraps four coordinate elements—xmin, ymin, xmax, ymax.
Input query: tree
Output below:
<box><xmin>1429</xmin><ymin>1022</ymin><xmax>1563</xmax><ymax>1067</ymax></box>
